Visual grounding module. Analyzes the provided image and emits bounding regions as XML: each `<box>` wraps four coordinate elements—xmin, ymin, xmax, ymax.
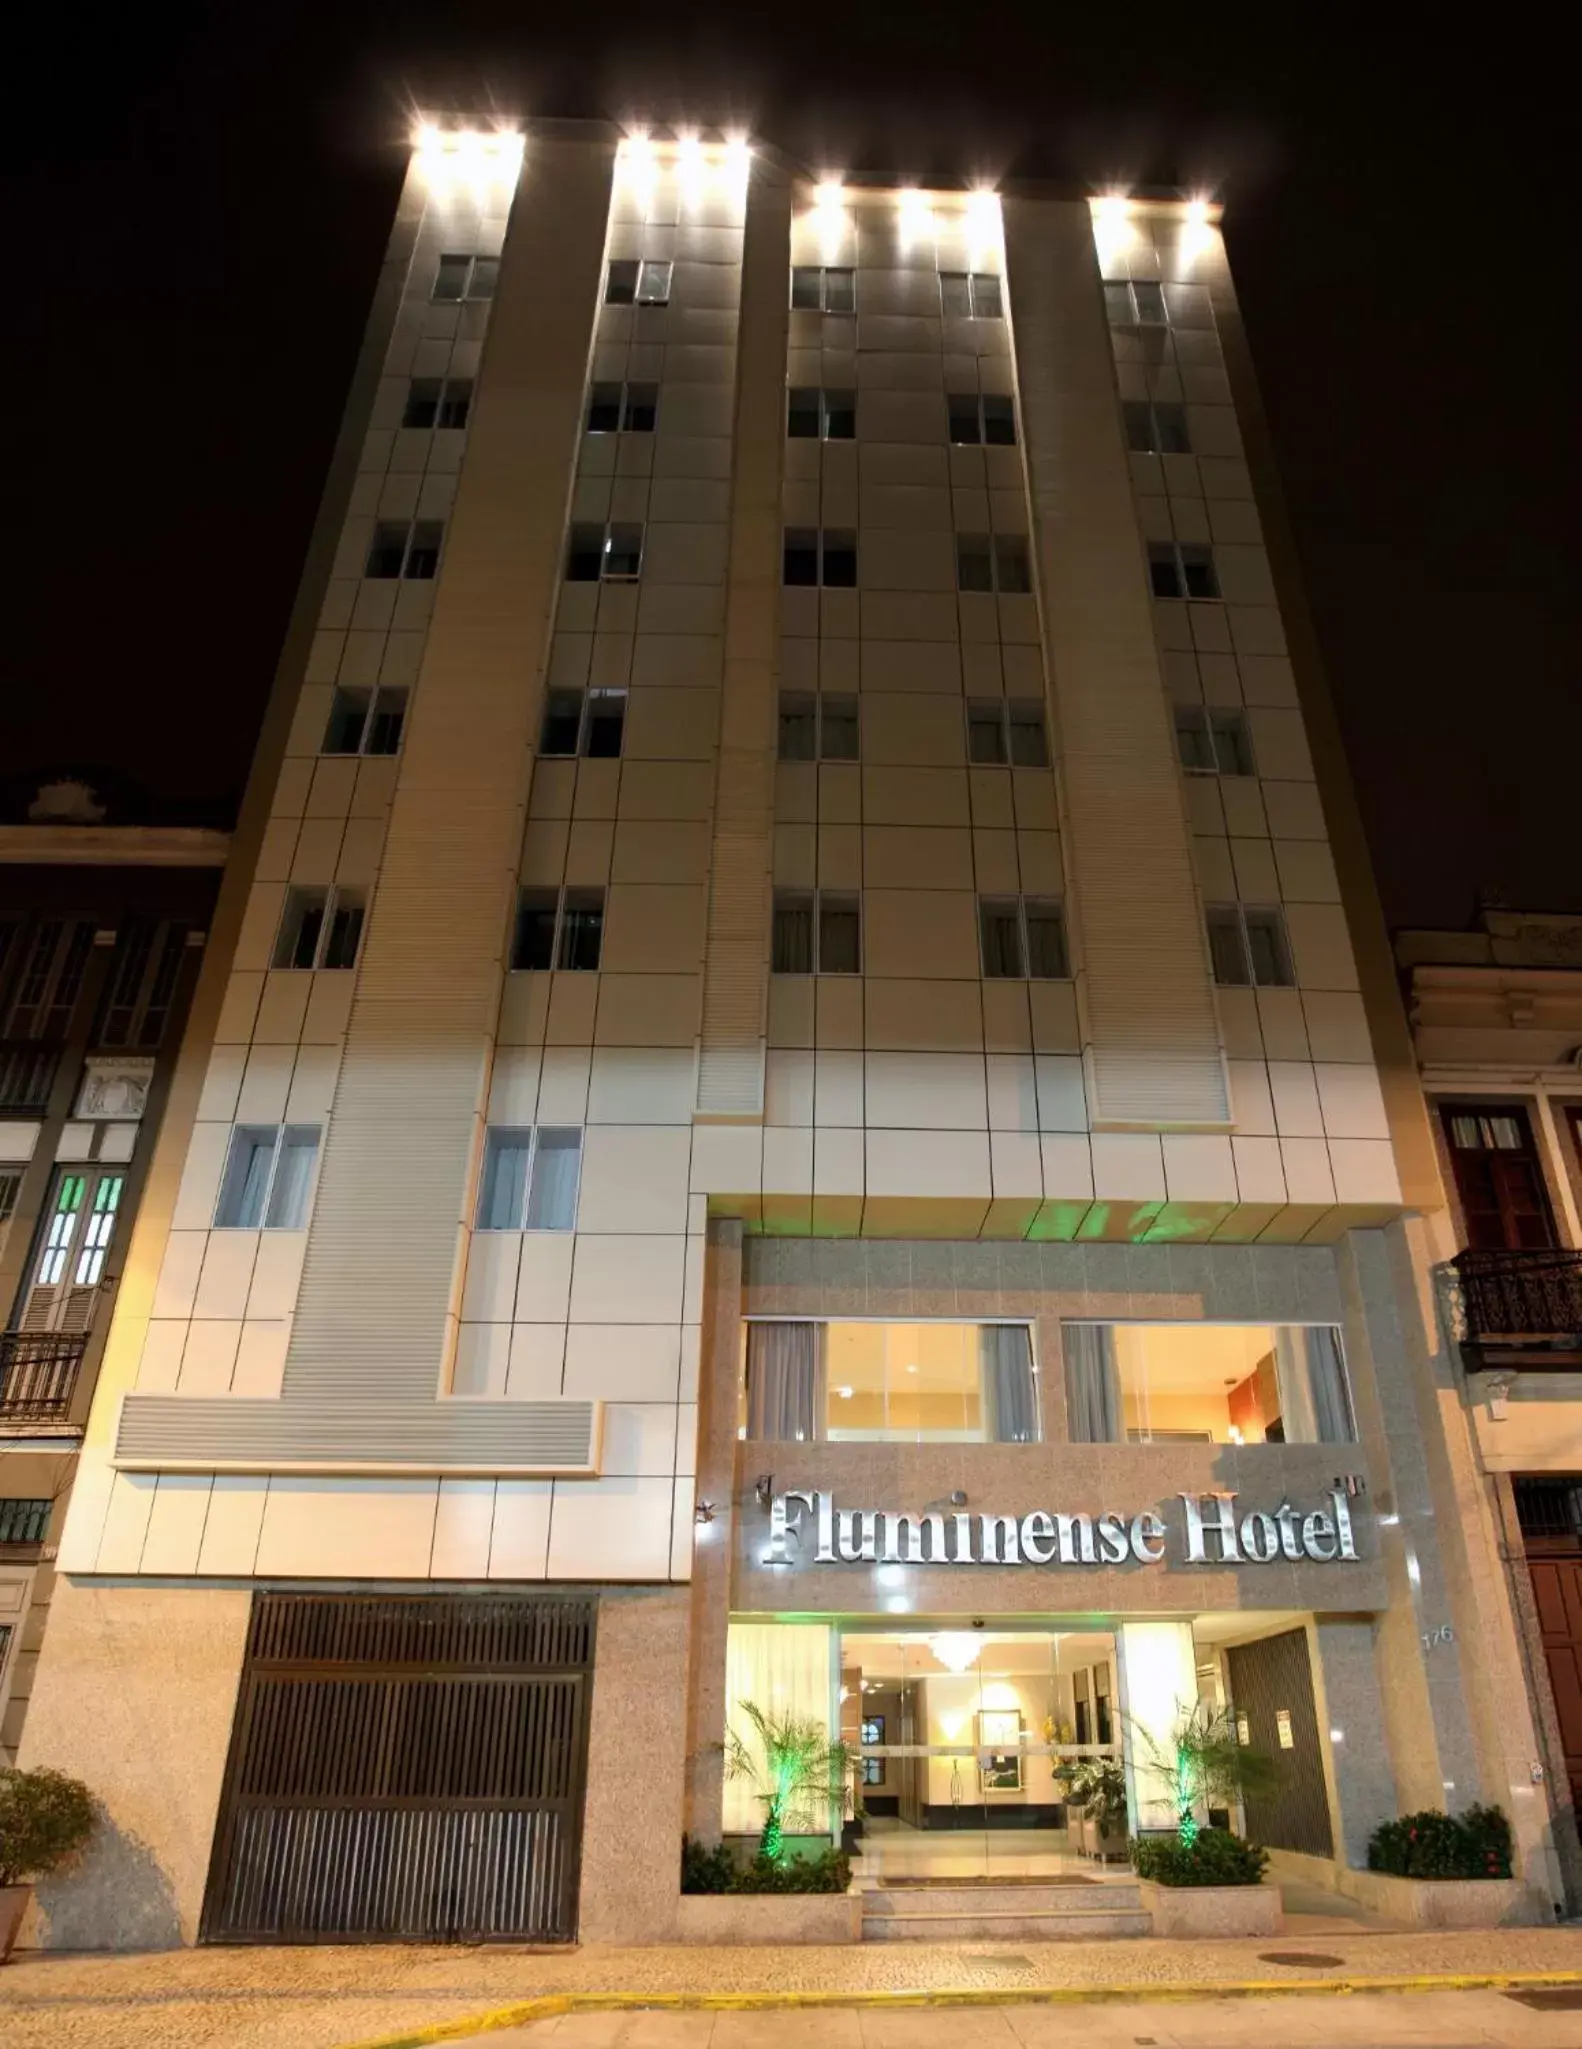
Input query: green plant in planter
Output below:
<box><xmin>1053</xmin><ymin>1757</ymin><xmax>1128</xmax><ymax>1839</ymax></box>
<box><xmin>679</xmin><ymin>1835</ymin><xmax>851</xmax><ymax>1895</ymax></box>
<box><xmin>1131</xmin><ymin>1826</ymin><xmax>1269</xmax><ymax>1887</ymax></box>
<box><xmin>723</xmin><ymin>1701</ymin><xmax>850</xmax><ymax>1864</ymax></box>
<box><xmin>1367</xmin><ymin>1804</ymin><xmax>1513</xmax><ymax>1880</ymax></box>
<box><xmin>0</xmin><ymin>1768</ymin><xmax>95</xmax><ymax>1889</ymax></box>
<box><xmin>1130</xmin><ymin>1704</ymin><xmax>1281</xmax><ymax>1848</ymax></box>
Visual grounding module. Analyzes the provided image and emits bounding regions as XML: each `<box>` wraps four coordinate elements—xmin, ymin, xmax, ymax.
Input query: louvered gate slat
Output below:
<box><xmin>201</xmin><ymin>1593</ymin><xmax>594</xmax><ymax>1943</ymax></box>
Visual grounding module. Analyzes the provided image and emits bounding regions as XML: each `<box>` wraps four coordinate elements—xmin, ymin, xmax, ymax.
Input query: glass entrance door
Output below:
<box><xmin>839</xmin><ymin>1627</ymin><xmax>1122</xmax><ymax>1881</ymax></box>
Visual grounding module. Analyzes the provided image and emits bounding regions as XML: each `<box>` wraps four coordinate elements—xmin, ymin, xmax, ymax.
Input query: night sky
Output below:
<box><xmin>7</xmin><ymin>9</ymin><xmax>1572</xmax><ymax>933</ymax></box>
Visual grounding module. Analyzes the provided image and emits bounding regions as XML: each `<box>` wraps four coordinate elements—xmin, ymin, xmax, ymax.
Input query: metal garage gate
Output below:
<box><xmin>201</xmin><ymin>1592</ymin><xmax>594</xmax><ymax>1944</ymax></box>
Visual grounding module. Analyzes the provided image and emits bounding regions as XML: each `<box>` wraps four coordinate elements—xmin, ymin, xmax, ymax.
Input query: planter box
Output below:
<box><xmin>1138</xmin><ymin>1879</ymin><xmax>1283</xmax><ymax>1939</ymax></box>
<box><xmin>0</xmin><ymin>1886</ymin><xmax>27</xmax><ymax>1966</ymax></box>
<box><xmin>1341</xmin><ymin>1869</ymin><xmax>1547</xmax><ymax>1929</ymax></box>
<box><xmin>675</xmin><ymin>1891</ymin><xmax>863</xmax><ymax>1944</ymax></box>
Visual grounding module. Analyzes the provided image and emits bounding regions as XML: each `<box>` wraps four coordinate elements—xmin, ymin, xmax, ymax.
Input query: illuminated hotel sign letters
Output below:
<box><xmin>763</xmin><ymin>1490</ymin><xmax>1360</xmax><ymax>1569</ymax></box>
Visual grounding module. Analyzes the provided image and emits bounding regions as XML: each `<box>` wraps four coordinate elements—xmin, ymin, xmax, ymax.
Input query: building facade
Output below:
<box><xmin>0</xmin><ymin>804</ymin><xmax>223</xmax><ymax>1762</ymax></box>
<box><xmin>1397</xmin><ymin>906</ymin><xmax>1582</xmax><ymax>1886</ymax></box>
<box><xmin>17</xmin><ymin>124</ymin><xmax>1565</xmax><ymax>1946</ymax></box>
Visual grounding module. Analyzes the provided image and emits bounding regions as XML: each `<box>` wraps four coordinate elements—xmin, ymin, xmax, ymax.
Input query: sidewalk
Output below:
<box><xmin>4</xmin><ymin>1928</ymin><xmax>1582</xmax><ymax>2049</ymax></box>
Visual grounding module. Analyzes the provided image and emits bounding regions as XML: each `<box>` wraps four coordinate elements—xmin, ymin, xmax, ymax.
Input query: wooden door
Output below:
<box><xmin>16</xmin><ymin>1167</ymin><xmax>124</xmax><ymax>1333</ymax></box>
<box><xmin>1442</xmin><ymin>1106</ymin><xmax>1556</xmax><ymax>1250</ymax></box>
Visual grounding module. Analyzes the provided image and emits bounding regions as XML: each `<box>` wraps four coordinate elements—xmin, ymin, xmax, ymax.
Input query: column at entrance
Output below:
<box><xmin>1116</xmin><ymin>1621</ymin><xmax>1198</xmax><ymax>1833</ymax></box>
<box><xmin>1306</xmin><ymin>1616</ymin><xmax>1397</xmax><ymax>1868</ymax></box>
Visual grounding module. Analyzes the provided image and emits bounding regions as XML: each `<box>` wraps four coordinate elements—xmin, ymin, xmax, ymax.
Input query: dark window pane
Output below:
<box><xmin>1180</xmin><ymin>545</ymin><xmax>1219</xmax><ymax>600</ymax></box>
<box><xmin>1209</xmin><ymin>710</ymin><xmax>1254</xmax><ymax>776</ymax></box>
<box><xmin>623</xmin><ymin>383</ymin><xmax>658</xmax><ymax>432</ymax></box>
<box><xmin>565</xmin><ymin>524</ymin><xmax>604</xmax><ymax>581</ymax></box>
<box><xmin>778</xmin><ymin>693</ymin><xmax>817</xmax><ymax>761</ymax></box>
<box><xmin>512</xmin><ymin>891</ymin><xmax>558</xmax><ymax>971</ymax></box>
<box><xmin>1148</xmin><ymin>544</ymin><xmax>1183</xmax><ymax>599</ymax></box>
<box><xmin>321</xmin><ymin>895</ymin><xmax>365</xmax><ymax>970</ymax></box>
<box><xmin>365</xmin><ymin>522</ymin><xmax>408</xmax><ymax>579</ymax></box>
<box><xmin>939</xmin><ymin>272</ymin><xmax>972</xmax><ymax>317</ymax></box>
<box><xmin>787</xmin><ymin>387</ymin><xmax>821</xmax><ymax>438</ymax></box>
<box><xmin>1244</xmin><ymin>908</ymin><xmax>1293</xmax><ymax>987</ymax></box>
<box><xmin>478</xmin><ymin>1131</ymin><xmax>531</xmax><ymax>1228</ymax></box>
<box><xmin>405</xmin><ymin>521</ymin><xmax>443</xmax><ymax>578</ymax></box>
<box><xmin>973</xmin><ymin>274</ymin><xmax>1003</xmax><ymax>318</ymax></box>
<box><xmin>1155</xmin><ymin>402</ymin><xmax>1190</xmax><ymax>454</ymax></box>
<box><xmin>966</xmin><ymin>701</ymin><xmax>1008</xmax><ymax>764</ymax></box>
<box><xmin>275</xmin><ymin>888</ymin><xmax>326</xmax><ymax>970</ymax></box>
<box><xmin>1008</xmin><ymin>704</ymin><xmax>1048</xmax><ymax>767</ymax></box>
<box><xmin>823</xmin><ymin>268</ymin><xmax>855</xmax><ymax>314</ymax></box>
<box><xmin>605</xmin><ymin>259</ymin><xmax>638</xmax><ymax>304</ymax></box>
<box><xmin>1132</xmin><ymin>280</ymin><xmax>1166</xmax><ymax>325</ymax></box>
<box><xmin>819</xmin><ymin>896</ymin><xmax>861</xmax><ymax>974</ymax></box>
<box><xmin>1024</xmin><ymin>900</ymin><xmax>1068</xmax><ymax>979</ymax></box>
<box><xmin>957</xmin><ymin>536</ymin><xmax>994</xmax><ymax>592</ymax></box>
<box><xmin>437</xmin><ymin>379</ymin><xmax>472</xmax><ymax>429</ymax></box>
<box><xmin>539</xmin><ymin>688</ymin><xmax>582</xmax><ymax>756</ymax></box>
<box><xmin>603</xmin><ymin>523</ymin><xmax>644</xmax><ymax>579</ymax></box>
<box><xmin>324</xmin><ymin>687</ymin><xmax>371</xmax><ymax>754</ymax></box>
<box><xmin>1103</xmin><ymin>282</ymin><xmax>1132</xmax><ymax>326</ymax></box>
<box><xmin>1174</xmin><ymin>705</ymin><xmax>1215</xmax><ymax>772</ymax></box>
<box><xmin>636</xmin><ymin>260</ymin><xmax>672</xmax><ymax>304</ymax></box>
<box><xmin>982</xmin><ymin>394</ymin><xmax>1016</xmax><ymax>444</ymax></box>
<box><xmin>587</xmin><ymin>382</ymin><xmax>623</xmax><ymax>433</ymax></box>
<box><xmin>947</xmin><ymin>395</ymin><xmax>981</xmax><ymax>445</ymax></box>
<box><xmin>364</xmin><ymin>689</ymin><xmax>407</xmax><ymax>755</ymax></box>
<box><xmin>432</xmin><ymin>254</ymin><xmax>469</xmax><ymax>302</ymax></box>
<box><xmin>822</xmin><ymin>531</ymin><xmax>857</xmax><ymax>587</ymax></box>
<box><xmin>403</xmin><ymin>378</ymin><xmax>442</xmax><ymax>429</ymax></box>
<box><xmin>1206</xmin><ymin>906</ymin><xmax>1249</xmax><ymax>985</ymax></box>
<box><xmin>526</xmin><ymin>1129</ymin><xmax>581</xmax><ymax>1229</ymax></box>
<box><xmin>772</xmin><ymin>894</ymin><xmax>814</xmax><ymax>973</ymax></box>
<box><xmin>823</xmin><ymin>390</ymin><xmax>856</xmax><ymax>439</ymax></box>
<box><xmin>1123</xmin><ymin>400</ymin><xmax>1155</xmax><ymax>452</ymax></box>
<box><xmin>980</xmin><ymin>899</ymin><xmax>1024</xmax><ymax>978</ymax></box>
<box><xmin>783</xmin><ymin>530</ymin><xmax>819</xmax><ymax>585</ymax></box>
<box><xmin>558</xmin><ymin>891</ymin><xmax>604</xmax><ymax>970</ymax></box>
<box><xmin>820</xmin><ymin>695</ymin><xmax>859</xmax><ymax>761</ymax></box>
<box><xmin>468</xmin><ymin>259</ymin><xmax>498</xmax><ymax>301</ymax></box>
<box><xmin>995</xmin><ymin>537</ymin><xmax>1031</xmax><ymax>593</ymax></box>
<box><xmin>584</xmin><ymin>689</ymin><xmax>626</xmax><ymax>758</ymax></box>
<box><xmin>790</xmin><ymin>266</ymin><xmax>822</xmax><ymax>310</ymax></box>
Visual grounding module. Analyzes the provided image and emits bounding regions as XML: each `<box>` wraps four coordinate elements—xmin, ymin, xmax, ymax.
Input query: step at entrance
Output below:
<box><xmin>859</xmin><ymin>1879</ymin><xmax>1152</xmax><ymax>1941</ymax></box>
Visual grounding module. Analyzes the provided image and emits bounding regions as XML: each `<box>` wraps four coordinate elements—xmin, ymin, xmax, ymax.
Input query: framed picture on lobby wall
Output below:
<box><xmin>977</xmin><ymin>1709</ymin><xmax>1023</xmax><ymax>1792</ymax></box>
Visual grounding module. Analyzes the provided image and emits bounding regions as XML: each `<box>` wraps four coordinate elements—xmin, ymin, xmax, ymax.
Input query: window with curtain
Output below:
<box><xmin>745</xmin><ymin>1322</ymin><xmax>826</xmax><ymax>1440</ymax></box>
<box><xmin>743</xmin><ymin>1321</ymin><xmax>1042</xmax><ymax>1444</ymax></box>
<box><xmin>1063</xmin><ymin>1321</ymin><xmax>1357</xmax><ymax>1446</ymax></box>
<box><xmin>980</xmin><ymin>1324</ymin><xmax>1040</xmax><ymax>1442</ymax></box>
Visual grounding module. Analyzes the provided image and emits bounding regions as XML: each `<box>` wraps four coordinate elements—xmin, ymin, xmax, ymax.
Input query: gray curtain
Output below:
<box><xmin>980</xmin><ymin>1325</ymin><xmax>1039</xmax><ymax>1442</ymax></box>
<box><xmin>1063</xmin><ymin>1324</ymin><xmax>1121</xmax><ymax>1443</ymax></box>
<box><xmin>745</xmin><ymin>1322</ymin><xmax>825</xmax><ymax>1441</ymax></box>
<box><xmin>1274</xmin><ymin>1326</ymin><xmax>1356</xmax><ymax>1444</ymax></box>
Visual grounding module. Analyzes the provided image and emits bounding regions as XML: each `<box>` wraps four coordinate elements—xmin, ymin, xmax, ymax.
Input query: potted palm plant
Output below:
<box><xmin>724</xmin><ymin>1700</ymin><xmax>851</xmax><ymax>1864</ymax></box>
<box><xmin>1127</xmin><ymin>1705</ymin><xmax>1284</xmax><ymax>1937</ymax></box>
<box><xmin>0</xmin><ymin>1768</ymin><xmax>95</xmax><ymax>1963</ymax></box>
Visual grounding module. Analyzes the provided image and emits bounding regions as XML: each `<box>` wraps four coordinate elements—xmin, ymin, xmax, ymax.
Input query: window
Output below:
<box><xmin>4</xmin><ymin>920</ymin><xmax>93</xmax><ymax>1039</ymax></box>
<box><xmin>1173</xmin><ymin>705</ymin><xmax>1254</xmax><ymax>776</ymax></box>
<box><xmin>511</xmin><ymin>885</ymin><xmax>604</xmax><ymax>971</ymax></box>
<box><xmin>0</xmin><ymin>1499</ymin><xmax>52</xmax><ymax>1545</ymax></box>
<box><xmin>947</xmin><ymin>393</ymin><xmax>1017</xmax><ymax>446</ymax></box>
<box><xmin>956</xmin><ymin>534</ymin><xmax>1031</xmax><ymax>594</ymax></box>
<box><xmin>777</xmin><ymin>692</ymin><xmax>859</xmax><ymax>762</ymax></box>
<box><xmin>402</xmin><ymin>376</ymin><xmax>473</xmax><ymax>430</ymax></box>
<box><xmin>1122</xmin><ymin>399</ymin><xmax>1190</xmax><ymax>454</ymax></box>
<box><xmin>0</xmin><ymin>1168</ymin><xmax>21</xmax><ymax>1263</ymax></box>
<box><xmin>1064</xmin><ymin>1321</ymin><xmax>1356</xmax><ymax>1447</ymax></box>
<box><xmin>565</xmin><ymin>522</ymin><xmax>644</xmax><ymax>581</ymax></box>
<box><xmin>783</xmin><ymin>528</ymin><xmax>857</xmax><ymax>588</ymax></box>
<box><xmin>979</xmin><ymin>897</ymin><xmax>1069</xmax><ymax>980</ymax></box>
<box><xmin>604</xmin><ymin>258</ymin><xmax>673</xmax><ymax>306</ymax></box>
<box><xmin>1205</xmin><ymin>904</ymin><xmax>1294</xmax><ymax>988</ymax></box>
<box><xmin>772</xmin><ymin>891</ymin><xmax>860</xmax><ymax>974</ymax></box>
<box><xmin>1148</xmin><ymin>540</ymin><xmax>1219</xmax><ymax>601</ymax></box>
<box><xmin>586</xmin><ymin>381</ymin><xmax>658</xmax><ymax>433</ymax></box>
<box><xmin>365</xmin><ymin>519</ymin><xmax>443</xmax><ymax>580</ymax></box>
<box><xmin>1103</xmin><ymin>278</ymin><xmax>1167</xmax><ymax>327</ymax></box>
<box><xmin>214</xmin><ymin>1125</ymin><xmax>320</xmax><ymax>1230</ymax></box>
<box><xmin>431</xmin><ymin>254</ymin><xmax>498</xmax><ymax>303</ymax></box>
<box><xmin>965</xmin><ymin>699</ymin><xmax>1048</xmax><ymax>767</ymax></box>
<box><xmin>96</xmin><ymin>919</ymin><xmax>189</xmax><ymax>1048</ymax></box>
<box><xmin>1441</xmin><ymin>1105</ymin><xmax>1556</xmax><ymax>1252</ymax></box>
<box><xmin>537</xmin><ymin>687</ymin><xmax>626</xmax><ymax>759</ymax></box>
<box><xmin>939</xmin><ymin>271</ymin><xmax>1003</xmax><ymax>319</ymax></box>
<box><xmin>323</xmin><ymin>684</ymin><xmax>408</xmax><ymax>757</ymax></box>
<box><xmin>743</xmin><ymin>1320</ymin><xmax>1040</xmax><ymax>1445</ymax></box>
<box><xmin>476</xmin><ymin>1126</ymin><xmax>581</xmax><ymax>1231</ymax></box>
<box><xmin>787</xmin><ymin>387</ymin><xmax>856</xmax><ymax>440</ymax></box>
<box><xmin>272</xmin><ymin>886</ymin><xmax>365</xmax><ymax>971</ymax></box>
<box><xmin>790</xmin><ymin>266</ymin><xmax>855</xmax><ymax>314</ymax></box>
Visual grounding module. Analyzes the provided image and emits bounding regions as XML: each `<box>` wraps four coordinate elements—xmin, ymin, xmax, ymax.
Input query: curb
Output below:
<box><xmin>341</xmin><ymin>1971</ymin><xmax>1582</xmax><ymax>2048</ymax></box>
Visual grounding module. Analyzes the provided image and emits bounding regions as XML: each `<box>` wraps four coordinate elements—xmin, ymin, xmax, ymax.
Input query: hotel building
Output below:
<box><xmin>17</xmin><ymin>122</ymin><xmax>1567</xmax><ymax>1944</ymax></box>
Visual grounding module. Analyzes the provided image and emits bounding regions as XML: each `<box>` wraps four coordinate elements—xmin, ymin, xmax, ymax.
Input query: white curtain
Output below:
<box><xmin>1063</xmin><ymin>1324</ymin><xmax>1122</xmax><ymax>1442</ymax></box>
<box><xmin>745</xmin><ymin>1322</ymin><xmax>825</xmax><ymax>1440</ymax></box>
<box><xmin>723</xmin><ymin>1622</ymin><xmax>835</xmax><ymax>1836</ymax></box>
<box><xmin>1274</xmin><ymin>1326</ymin><xmax>1356</xmax><ymax>1444</ymax></box>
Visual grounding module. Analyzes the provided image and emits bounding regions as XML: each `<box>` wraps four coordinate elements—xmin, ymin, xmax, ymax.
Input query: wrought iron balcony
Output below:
<box><xmin>0</xmin><ymin>1331</ymin><xmax>89</xmax><ymax>1424</ymax></box>
<box><xmin>0</xmin><ymin>1041</ymin><xmax>62</xmax><ymax>1115</ymax></box>
<box><xmin>1451</xmin><ymin>1248</ymin><xmax>1582</xmax><ymax>1359</ymax></box>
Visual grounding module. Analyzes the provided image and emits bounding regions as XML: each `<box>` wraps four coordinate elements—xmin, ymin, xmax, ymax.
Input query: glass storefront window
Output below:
<box><xmin>1063</xmin><ymin>1322</ymin><xmax>1356</xmax><ymax>1446</ymax></box>
<box><xmin>741</xmin><ymin>1320</ymin><xmax>1040</xmax><ymax>1444</ymax></box>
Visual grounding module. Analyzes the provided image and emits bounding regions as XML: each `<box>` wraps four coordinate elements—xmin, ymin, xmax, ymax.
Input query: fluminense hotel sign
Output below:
<box><xmin>763</xmin><ymin>1490</ymin><xmax>1361</xmax><ymax>1569</ymax></box>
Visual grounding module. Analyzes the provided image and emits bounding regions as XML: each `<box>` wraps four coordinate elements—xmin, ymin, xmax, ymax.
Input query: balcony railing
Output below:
<box><xmin>1451</xmin><ymin>1248</ymin><xmax>1582</xmax><ymax>1354</ymax></box>
<box><xmin>0</xmin><ymin>1331</ymin><xmax>89</xmax><ymax>1423</ymax></box>
<box><xmin>0</xmin><ymin>1042</ymin><xmax>62</xmax><ymax>1115</ymax></box>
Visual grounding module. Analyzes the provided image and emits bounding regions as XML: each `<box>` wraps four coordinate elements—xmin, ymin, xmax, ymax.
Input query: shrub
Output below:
<box><xmin>0</xmin><ymin>1768</ymin><xmax>96</xmax><ymax>1887</ymax></box>
<box><xmin>1131</xmin><ymin>1826</ymin><xmax>1268</xmax><ymax>1888</ymax></box>
<box><xmin>1367</xmin><ymin>1805</ymin><xmax>1513</xmax><ymax>1880</ymax></box>
<box><xmin>680</xmin><ymin>1837</ymin><xmax>851</xmax><ymax>1895</ymax></box>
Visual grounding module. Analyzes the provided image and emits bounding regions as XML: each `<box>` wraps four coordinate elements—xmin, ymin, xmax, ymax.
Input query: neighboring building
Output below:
<box><xmin>0</xmin><ymin>796</ymin><xmax>224</xmax><ymax>1760</ymax></box>
<box><xmin>1397</xmin><ymin>906</ymin><xmax>1582</xmax><ymax>1877</ymax></box>
<box><xmin>18</xmin><ymin>125</ymin><xmax>1565</xmax><ymax>1947</ymax></box>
